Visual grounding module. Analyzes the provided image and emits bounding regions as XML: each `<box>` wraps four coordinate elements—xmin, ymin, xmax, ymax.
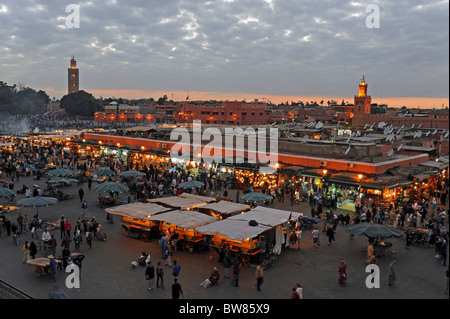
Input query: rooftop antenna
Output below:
<box><xmin>345</xmin><ymin>145</ymin><xmax>351</xmax><ymax>156</ymax></box>
<box><xmin>315</xmin><ymin>121</ymin><xmax>323</xmax><ymax>129</ymax></box>
<box><xmin>387</xmin><ymin>149</ymin><xmax>394</xmax><ymax>158</ymax></box>
<box><xmin>301</xmin><ymin>135</ymin><xmax>309</xmax><ymax>143</ymax></box>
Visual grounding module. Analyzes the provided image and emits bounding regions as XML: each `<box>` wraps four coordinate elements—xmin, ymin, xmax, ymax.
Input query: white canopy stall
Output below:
<box><xmin>197</xmin><ymin>201</ymin><xmax>250</xmax><ymax>219</ymax></box>
<box><xmin>148</xmin><ymin>196</ymin><xmax>208</xmax><ymax>210</ymax></box>
<box><xmin>105</xmin><ymin>202</ymin><xmax>173</xmax><ymax>240</ymax></box>
<box><xmin>148</xmin><ymin>210</ymin><xmax>218</xmax><ymax>253</ymax></box>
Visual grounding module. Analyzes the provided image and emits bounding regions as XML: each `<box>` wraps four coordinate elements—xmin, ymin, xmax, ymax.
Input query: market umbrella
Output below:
<box><xmin>177</xmin><ymin>180</ymin><xmax>204</xmax><ymax>189</ymax></box>
<box><xmin>47</xmin><ymin>177</ymin><xmax>79</xmax><ymax>185</ymax></box>
<box><xmin>240</xmin><ymin>192</ymin><xmax>273</xmax><ymax>203</ymax></box>
<box><xmin>16</xmin><ymin>196</ymin><xmax>58</xmax><ymax>214</ymax></box>
<box><xmin>347</xmin><ymin>223</ymin><xmax>404</xmax><ymax>239</ymax></box>
<box><xmin>98</xmin><ymin>169</ymin><xmax>116</xmax><ymax>177</ymax></box>
<box><xmin>93</xmin><ymin>181</ymin><xmax>129</xmax><ymax>193</ymax></box>
<box><xmin>47</xmin><ymin>168</ymin><xmax>75</xmax><ymax>177</ymax></box>
<box><xmin>0</xmin><ymin>186</ymin><xmax>16</xmax><ymax>198</ymax></box>
<box><xmin>119</xmin><ymin>170</ymin><xmax>145</xmax><ymax>178</ymax></box>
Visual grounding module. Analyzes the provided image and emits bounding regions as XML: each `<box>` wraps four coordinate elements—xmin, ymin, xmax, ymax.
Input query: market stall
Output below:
<box><xmin>148</xmin><ymin>210</ymin><xmax>218</xmax><ymax>253</ymax></box>
<box><xmin>195</xmin><ymin>218</ymin><xmax>272</xmax><ymax>267</ymax></box>
<box><xmin>148</xmin><ymin>196</ymin><xmax>209</xmax><ymax>210</ymax></box>
<box><xmin>105</xmin><ymin>202</ymin><xmax>173</xmax><ymax>240</ymax></box>
<box><xmin>178</xmin><ymin>193</ymin><xmax>216</xmax><ymax>203</ymax></box>
<box><xmin>197</xmin><ymin>201</ymin><xmax>250</xmax><ymax>219</ymax></box>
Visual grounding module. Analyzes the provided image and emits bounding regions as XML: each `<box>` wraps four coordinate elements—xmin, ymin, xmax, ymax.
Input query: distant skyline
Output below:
<box><xmin>0</xmin><ymin>0</ymin><xmax>448</xmax><ymax>108</ymax></box>
<box><xmin>42</xmin><ymin>88</ymin><xmax>449</xmax><ymax>109</ymax></box>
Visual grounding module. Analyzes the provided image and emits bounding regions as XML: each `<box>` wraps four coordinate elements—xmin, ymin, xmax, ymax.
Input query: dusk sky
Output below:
<box><xmin>0</xmin><ymin>0</ymin><xmax>448</xmax><ymax>107</ymax></box>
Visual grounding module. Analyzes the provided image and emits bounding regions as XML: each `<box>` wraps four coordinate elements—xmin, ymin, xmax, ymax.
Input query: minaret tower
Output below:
<box><xmin>68</xmin><ymin>55</ymin><xmax>79</xmax><ymax>94</ymax></box>
<box><xmin>352</xmin><ymin>76</ymin><xmax>372</xmax><ymax>126</ymax></box>
<box><xmin>354</xmin><ymin>75</ymin><xmax>371</xmax><ymax>115</ymax></box>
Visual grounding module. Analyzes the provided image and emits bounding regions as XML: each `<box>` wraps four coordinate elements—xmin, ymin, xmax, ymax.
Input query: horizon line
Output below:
<box><xmin>41</xmin><ymin>88</ymin><xmax>449</xmax><ymax>109</ymax></box>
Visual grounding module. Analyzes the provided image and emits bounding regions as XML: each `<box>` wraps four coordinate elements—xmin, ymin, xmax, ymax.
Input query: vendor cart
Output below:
<box><xmin>26</xmin><ymin>258</ymin><xmax>61</xmax><ymax>278</ymax></box>
<box><xmin>209</xmin><ymin>236</ymin><xmax>263</xmax><ymax>267</ymax></box>
<box><xmin>121</xmin><ymin>216</ymin><xmax>159</xmax><ymax>241</ymax></box>
<box><xmin>161</xmin><ymin>223</ymin><xmax>207</xmax><ymax>254</ymax></box>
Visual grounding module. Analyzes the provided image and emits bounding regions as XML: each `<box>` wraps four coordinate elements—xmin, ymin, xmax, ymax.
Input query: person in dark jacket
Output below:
<box><xmin>172</xmin><ymin>278</ymin><xmax>183</xmax><ymax>299</ymax></box>
<box><xmin>145</xmin><ymin>262</ymin><xmax>155</xmax><ymax>290</ymax></box>
<box><xmin>29</xmin><ymin>241</ymin><xmax>38</xmax><ymax>259</ymax></box>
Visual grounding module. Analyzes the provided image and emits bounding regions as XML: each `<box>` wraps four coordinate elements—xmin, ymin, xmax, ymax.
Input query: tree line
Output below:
<box><xmin>0</xmin><ymin>81</ymin><xmax>50</xmax><ymax>115</ymax></box>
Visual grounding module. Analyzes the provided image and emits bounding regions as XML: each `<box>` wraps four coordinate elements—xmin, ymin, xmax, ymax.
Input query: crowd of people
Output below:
<box><xmin>1</xmin><ymin>134</ymin><xmax>449</xmax><ymax>299</ymax></box>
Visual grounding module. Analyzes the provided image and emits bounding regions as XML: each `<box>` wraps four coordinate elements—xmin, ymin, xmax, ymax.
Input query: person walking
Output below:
<box><xmin>145</xmin><ymin>261</ymin><xmax>156</xmax><ymax>290</ymax></box>
<box><xmin>22</xmin><ymin>241</ymin><xmax>30</xmax><ymax>263</ymax></box>
<box><xmin>231</xmin><ymin>259</ymin><xmax>241</xmax><ymax>287</ymax></box>
<box><xmin>59</xmin><ymin>216</ymin><xmax>65</xmax><ymax>239</ymax></box>
<box><xmin>156</xmin><ymin>262</ymin><xmax>164</xmax><ymax>289</ymax></box>
<box><xmin>295</xmin><ymin>283</ymin><xmax>303</xmax><ymax>299</ymax></box>
<box><xmin>165</xmin><ymin>242</ymin><xmax>173</xmax><ymax>267</ymax></box>
<box><xmin>29</xmin><ymin>241</ymin><xmax>38</xmax><ymax>260</ymax></box>
<box><xmin>255</xmin><ymin>263</ymin><xmax>264</xmax><ymax>291</ymax></box>
<box><xmin>311</xmin><ymin>227</ymin><xmax>320</xmax><ymax>248</ymax></box>
<box><xmin>338</xmin><ymin>258</ymin><xmax>347</xmax><ymax>286</ymax></box>
<box><xmin>64</xmin><ymin>220</ymin><xmax>72</xmax><ymax>238</ymax></box>
<box><xmin>326</xmin><ymin>226</ymin><xmax>335</xmax><ymax>246</ymax></box>
<box><xmin>223</xmin><ymin>251</ymin><xmax>232</xmax><ymax>279</ymax></box>
<box><xmin>81</xmin><ymin>200</ymin><xmax>88</xmax><ymax>218</ymax></box>
<box><xmin>172</xmin><ymin>278</ymin><xmax>183</xmax><ymax>299</ymax></box>
<box><xmin>296</xmin><ymin>228</ymin><xmax>302</xmax><ymax>250</ymax></box>
<box><xmin>47</xmin><ymin>255</ymin><xmax>57</xmax><ymax>282</ymax></box>
<box><xmin>78</xmin><ymin>187</ymin><xmax>84</xmax><ymax>202</ymax></box>
<box><xmin>160</xmin><ymin>234</ymin><xmax>168</xmax><ymax>259</ymax></box>
<box><xmin>388</xmin><ymin>260</ymin><xmax>397</xmax><ymax>286</ymax></box>
<box><xmin>172</xmin><ymin>260</ymin><xmax>181</xmax><ymax>279</ymax></box>
<box><xmin>23</xmin><ymin>214</ymin><xmax>30</xmax><ymax>235</ymax></box>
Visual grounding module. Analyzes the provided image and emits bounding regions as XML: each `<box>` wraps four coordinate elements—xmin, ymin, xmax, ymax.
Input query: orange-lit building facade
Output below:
<box><xmin>94</xmin><ymin>103</ymin><xmax>156</xmax><ymax>124</ymax></box>
<box><xmin>173</xmin><ymin>100</ymin><xmax>272</xmax><ymax>125</ymax></box>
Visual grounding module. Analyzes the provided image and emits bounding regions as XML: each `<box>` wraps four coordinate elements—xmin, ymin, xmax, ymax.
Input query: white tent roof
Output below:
<box><xmin>228</xmin><ymin>206</ymin><xmax>301</xmax><ymax>227</ymax></box>
<box><xmin>199</xmin><ymin>201</ymin><xmax>250</xmax><ymax>215</ymax></box>
<box><xmin>148</xmin><ymin>196</ymin><xmax>208</xmax><ymax>209</ymax></box>
<box><xmin>105</xmin><ymin>202</ymin><xmax>172</xmax><ymax>219</ymax></box>
<box><xmin>195</xmin><ymin>219</ymin><xmax>272</xmax><ymax>241</ymax></box>
<box><xmin>178</xmin><ymin>193</ymin><xmax>216</xmax><ymax>203</ymax></box>
<box><xmin>148</xmin><ymin>210</ymin><xmax>218</xmax><ymax>229</ymax></box>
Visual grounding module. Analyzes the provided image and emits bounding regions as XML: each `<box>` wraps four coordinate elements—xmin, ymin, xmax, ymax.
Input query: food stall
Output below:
<box><xmin>197</xmin><ymin>201</ymin><xmax>251</xmax><ymax>219</ymax></box>
<box><xmin>148</xmin><ymin>210</ymin><xmax>218</xmax><ymax>253</ymax></box>
<box><xmin>178</xmin><ymin>193</ymin><xmax>216</xmax><ymax>203</ymax></box>
<box><xmin>148</xmin><ymin>196</ymin><xmax>209</xmax><ymax>210</ymax></box>
<box><xmin>195</xmin><ymin>218</ymin><xmax>272</xmax><ymax>267</ymax></box>
<box><xmin>105</xmin><ymin>202</ymin><xmax>172</xmax><ymax>241</ymax></box>
<box><xmin>228</xmin><ymin>206</ymin><xmax>302</xmax><ymax>256</ymax></box>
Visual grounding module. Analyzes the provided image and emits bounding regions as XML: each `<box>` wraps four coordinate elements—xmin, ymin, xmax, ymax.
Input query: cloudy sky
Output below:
<box><xmin>0</xmin><ymin>0</ymin><xmax>448</xmax><ymax>107</ymax></box>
